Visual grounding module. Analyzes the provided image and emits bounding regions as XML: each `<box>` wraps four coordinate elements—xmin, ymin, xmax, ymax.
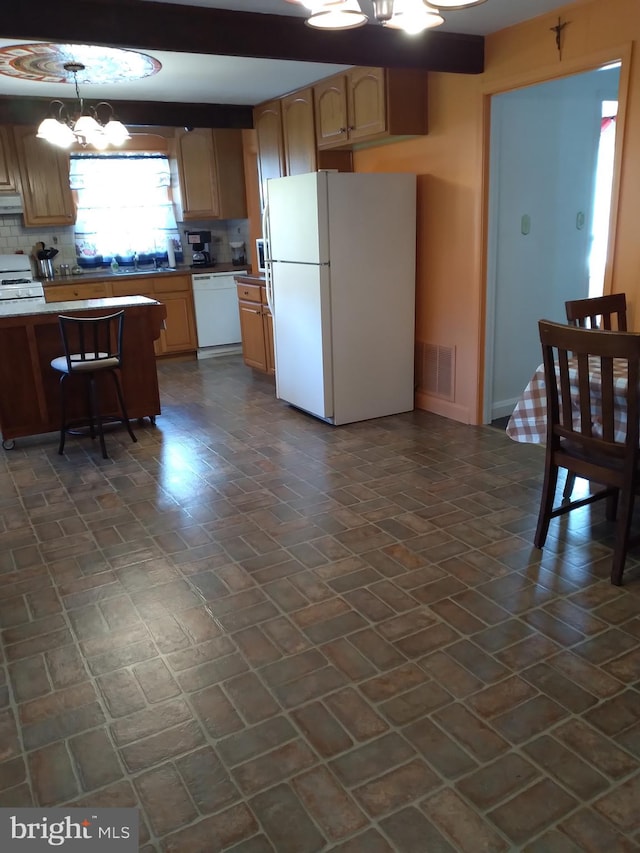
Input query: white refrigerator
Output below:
<box><xmin>265</xmin><ymin>171</ymin><xmax>416</xmax><ymax>425</ymax></box>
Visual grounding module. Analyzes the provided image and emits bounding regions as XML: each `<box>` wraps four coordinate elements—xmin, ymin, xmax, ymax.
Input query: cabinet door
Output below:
<box><xmin>348</xmin><ymin>67</ymin><xmax>386</xmax><ymax>142</ymax></box>
<box><xmin>0</xmin><ymin>127</ymin><xmax>18</xmax><ymax>192</ymax></box>
<box><xmin>175</xmin><ymin>129</ymin><xmax>220</xmax><ymax>219</ymax></box>
<box><xmin>282</xmin><ymin>88</ymin><xmax>317</xmax><ymax>176</ymax></box>
<box><xmin>13</xmin><ymin>127</ymin><xmax>75</xmax><ymax>226</ymax></box>
<box><xmin>44</xmin><ymin>282</ymin><xmax>109</xmax><ymax>302</ymax></box>
<box><xmin>238</xmin><ymin>300</ymin><xmax>267</xmax><ymax>370</ymax></box>
<box><xmin>263</xmin><ymin>307</ymin><xmax>275</xmax><ymax>376</ymax></box>
<box><xmin>314</xmin><ymin>75</ymin><xmax>349</xmax><ymax>150</ymax></box>
<box><xmin>253</xmin><ymin>100</ymin><xmax>285</xmax><ymax>208</ymax></box>
<box><xmin>158</xmin><ymin>292</ymin><xmax>197</xmax><ymax>354</ymax></box>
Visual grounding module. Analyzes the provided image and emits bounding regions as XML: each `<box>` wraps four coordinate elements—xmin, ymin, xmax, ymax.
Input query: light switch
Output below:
<box><xmin>576</xmin><ymin>211</ymin><xmax>585</xmax><ymax>230</ymax></box>
<box><xmin>521</xmin><ymin>214</ymin><xmax>531</xmax><ymax>235</ymax></box>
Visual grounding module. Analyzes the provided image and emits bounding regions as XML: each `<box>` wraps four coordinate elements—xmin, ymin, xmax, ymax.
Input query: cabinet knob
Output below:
<box><xmin>339</xmin><ymin>127</ymin><xmax>347</xmax><ymax>133</ymax></box>
<box><xmin>254</xmin><ymin>309</ymin><xmax>260</xmax><ymax>315</ymax></box>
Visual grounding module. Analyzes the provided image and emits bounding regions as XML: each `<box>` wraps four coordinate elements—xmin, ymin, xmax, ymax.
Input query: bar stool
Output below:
<box><xmin>51</xmin><ymin>311</ymin><xmax>137</xmax><ymax>459</ymax></box>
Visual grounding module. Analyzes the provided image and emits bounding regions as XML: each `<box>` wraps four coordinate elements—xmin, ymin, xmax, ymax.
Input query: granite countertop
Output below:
<box><xmin>41</xmin><ymin>263</ymin><xmax>253</xmax><ymax>287</ymax></box>
<box><xmin>0</xmin><ymin>295</ymin><xmax>160</xmax><ymax>320</ymax></box>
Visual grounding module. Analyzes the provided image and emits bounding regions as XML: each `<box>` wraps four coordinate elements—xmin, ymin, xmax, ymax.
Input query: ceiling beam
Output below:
<box><xmin>0</xmin><ymin>96</ymin><xmax>254</xmax><ymax>130</ymax></box>
<box><xmin>1</xmin><ymin>0</ymin><xmax>485</xmax><ymax>75</ymax></box>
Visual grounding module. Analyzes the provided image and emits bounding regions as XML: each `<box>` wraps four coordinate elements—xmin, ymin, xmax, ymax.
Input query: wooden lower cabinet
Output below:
<box><xmin>45</xmin><ymin>273</ymin><xmax>197</xmax><ymax>358</ymax></box>
<box><xmin>236</xmin><ymin>276</ymin><xmax>274</xmax><ymax>375</ymax></box>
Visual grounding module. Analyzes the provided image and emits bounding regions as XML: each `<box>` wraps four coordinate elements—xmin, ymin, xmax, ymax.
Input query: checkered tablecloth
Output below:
<box><xmin>506</xmin><ymin>358</ymin><xmax>630</xmax><ymax>445</ymax></box>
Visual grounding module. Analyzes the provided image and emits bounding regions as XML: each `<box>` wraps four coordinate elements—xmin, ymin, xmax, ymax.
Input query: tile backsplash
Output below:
<box><xmin>0</xmin><ymin>214</ymin><xmax>250</xmax><ymax>274</ymax></box>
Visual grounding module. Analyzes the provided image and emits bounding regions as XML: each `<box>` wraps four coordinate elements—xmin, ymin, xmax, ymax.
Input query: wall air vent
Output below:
<box><xmin>415</xmin><ymin>342</ymin><xmax>455</xmax><ymax>401</ymax></box>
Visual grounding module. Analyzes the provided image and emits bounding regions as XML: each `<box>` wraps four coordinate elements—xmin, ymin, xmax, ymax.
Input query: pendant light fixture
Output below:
<box><xmin>36</xmin><ymin>62</ymin><xmax>131</xmax><ymax>150</ymax></box>
<box><xmin>300</xmin><ymin>0</ymin><xmax>486</xmax><ymax>33</ymax></box>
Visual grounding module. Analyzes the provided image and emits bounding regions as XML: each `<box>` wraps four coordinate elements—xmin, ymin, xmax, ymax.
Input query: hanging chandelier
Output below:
<box><xmin>300</xmin><ymin>0</ymin><xmax>486</xmax><ymax>33</ymax></box>
<box><xmin>36</xmin><ymin>62</ymin><xmax>131</xmax><ymax>150</ymax></box>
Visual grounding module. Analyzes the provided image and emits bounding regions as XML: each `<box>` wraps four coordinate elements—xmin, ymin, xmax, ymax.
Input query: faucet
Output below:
<box><xmin>133</xmin><ymin>252</ymin><xmax>138</xmax><ymax>271</ymax></box>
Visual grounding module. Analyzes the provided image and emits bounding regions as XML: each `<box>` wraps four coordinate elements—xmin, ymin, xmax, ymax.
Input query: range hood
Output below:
<box><xmin>0</xmin><ymin>193</ymin><xmax>23</xmax><ymax>214</ymax></box>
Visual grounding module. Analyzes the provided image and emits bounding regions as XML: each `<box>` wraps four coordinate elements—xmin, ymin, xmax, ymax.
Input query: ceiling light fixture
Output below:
<box><xmin>301</xmin><ymin>0</ymin><xmax>485</xmax><ymax>33</ymax></box>
<box><xmin>36</xmin><ymin>61</ymin><xmax>131</xmax><ymax>150</ymax></box>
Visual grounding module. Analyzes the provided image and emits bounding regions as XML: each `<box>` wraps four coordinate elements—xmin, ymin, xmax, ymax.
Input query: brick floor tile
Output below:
<box><xmin>191</xmin><ymin>683</ymin><xmax>244</xmax><ymax>738</ymax></box>
<box><xmin>489</xmin><ymin>779</ymin><xmax>578</xmax><ymax>845</ymax></box>
<box><xmin>548</xmin><ymin>650</ymin><xmax>623</xmax><ymax>698</ymax></box>
<box><xmin>9</xmin><ymin>655</ymin><xmax>51</xmax><ymax>702</ymax></box>
<box><xmin>175</xmin><ymin>746</ymin><xmax>240</xmax><ymax>814</ymax></box>
<box><xmin>217</xmin><ymin>716</ymin><xmax>297</xmax><ymax>767</ymax></box>
<box><xmin>554</xmin><ymin>718</ymin><xmax>639</xmax><ymax>778</ymax></box>
<box><xmin>162</xmin><ymin>804</ymin><xmax>261</xmax><ymax>852</ymax></box>
<box><xmin>45</xmin><ymin>644</ymin><xmax>88</xmax><ymax>688</ymax></box>
<box><xmin>349</xmin><ymin>628</ymin><xmax>406</xmax><ymax>670</ymax></box>
<box><xmin>593</xmin><ymin>774</ymin><xmax>640</xmax><ymax>833</ymax></box>
<box><xmin>233</xmin><ymin>626</ymin><xmax>282</xmax><ymax>667</ymax></box>
<box><xmin>135</xmin><ymin>764</ymin><xmax>198</xmax><ymax>837</ymax></box>
<box><xmin>273</xmin><ymin>665</ymin><xmax>347</xmax><ymax>709</ymax></box>
<box><xmin>330</xmin><ymin>732</ymin><xmax>416</xmax><ymax>787</ymax></box>
<box><xmin>292</xmin><ymin>765</ymin><xmax>368</xmax><ymax>840</ymax></box>
<box><xmin>29</xmin><ymin>742</ymin><xmax>79</xmax><ymax>805</ymax></box>
<box><xmin>224</xmin><ymin>671</ymin><xmax>280</xmax><ymax>723</ymax></box>
<box><xmin>380</xmin><ymin>680</ymin><xmax>452</xmax><ymax>725</ymax></box>
<box><xmin>68</xmin><ymin>728</ymin><xmax>123</xmax><ymax>792</ymax></box>
<box><xmin>353</xmin><ymin>757</ymin><xmax>440</xmax><ymax>816</ymax></box>
<box><xmin>132</xmin><ymin>658</ymin><xmax>181</xmax><ymax>703</ymax></box>
<box><xmin>329</xmin><ymin>828</ymin><xmax>394</xmax><ymax>853</ymax></box>
<box><xmin>432</xmin><ymin>703</ymin><xmax>509</xmax><ymax>761</ymax></box>
<box><xmin>380</xmin><ymin>806</ymin><xmax>457</xmax><ymax>852</ymax></box>
<box><xmin>0</xmin><ymin>756</ymin><xmax>26</xmax><ymax>792</ymax></box>
<box><xmin>585</xmin><ymin>690</ymin><xmax>640</xmax><ymax>736</ymax></box>
<box><xmin>446</xmin><ymin>639</ymin><xmax>511</xmax><ymax>683</ymax></box>
<box><xmin>262</xmin><ymin>616</ymin><xmax>313</xmax><ymax>654</ymax></box>
<box><xmin>249</xmin><ymin>784</ymin><xmax>325</xmax><ymax>853</ymax></box>
<box><xmin>325</xmin><ymin>687</ymin><xmax>389</xmax><ymax>740</ymax></box>
<box><xmin>393</xmin><ymin>622</ymin><xmax>460</xmax><ymax>658</ymax></box>
<box><xmin>377</xmin><ymin>608</ymin><xmax>439</xmax><ymax>642</ymax></box>
<box><xmin>560</xmin><ymin>808</ymin><xmax>639</xmax><ymax>852</ymax></box>
<box><xmin>456</xmin><ymin>751</ymin><xmax>540</xmax><ymax>809</ymax></box>
<box><xmin>291</xmin><ymin>702</ymin><xmax>353</xmax><ymax>757</ymax></box>
<box><xmin>0</xmin><ymin>784</ymin><xmax>34</xmax><ymax>807</ymax></box>
<box><xmin>110</xmin><ymin>698</ymin><xmax>193</xmax><ymax>746</ymax></box>
<box><xmin>523</xmin><ymin>735</ymin><xmax>609</xmax><ymax>799</ymax></box>
<box><xmin>120</xmin><ymin>719</ymin><xmax>206</xmax><ymax>772</ymax></box>
<box><xmin>522</xmin><ymin>661</ymin><xmax>600</xmax><ymax>713</ymax></box>
<box><xmin>422</xmin><ymin>787</ymin><xmax>510</xmax><ymax>852</ymax></box>
<box><xmin>522</xmin><ymin>829</ymin><xmax>586</xmax><ymax>852</ymax></box>
<box><xmin>232</xmin><ymin>739</ymin><xmax>316</xmax><ymax>795</ymax></box>
<box><xmin>97</xmin><ymin>669</ymin><xmax>147</xmax><ymax>717</ymax></box>
<box><xmin>491</xmin><ymin>694</ymin><xmax>569</xmax><ymax>743</ymax></box>
<box><xmin>404</xmin><ymin>716</ymin><xmax>477</xmax><ymax>778</ymax></box>
<box><xmin>360</xmin><ymin>663</ymin><xmax>428</xmax><ymax>702</ymax></box>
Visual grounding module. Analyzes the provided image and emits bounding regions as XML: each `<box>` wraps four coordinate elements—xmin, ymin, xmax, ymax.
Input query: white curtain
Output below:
<box><xmin>70</xmin><ymin>154</ymin><xmax>180</xmax><ymax>265</ymax></box>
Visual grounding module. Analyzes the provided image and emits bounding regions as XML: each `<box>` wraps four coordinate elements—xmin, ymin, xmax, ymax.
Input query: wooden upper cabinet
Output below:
<box><xmin>0</xmin><ymin>127</ymin><xmax>19</xmax><ymax>192</ymax></box>
<box><xmin>12</xmin><ymin>127</ymin><xmax>75</xmax><ymax>226</ymax></box>
<box><xmin>253</xmin><ymin>99</ymin><xmax>285</xmax><ymax>209</ymax></box>
<box><xmin>174</xmin><ymin>128</ymin><xmax>246</xmax><ymax>220</ymax></box>
<box><xmin>315</xmin><ymin>67</ymin><xmax>428</xmax><ymax>150</ymax></box>
<box><xmin>314</xmin><ymin>76</ymin><xmax>350</xmax><ymax>149</ymax></box>
<box><xmin>281</xmin><ymin>88</ymin><xmax>317</xmax><ymax>176</ymax></box>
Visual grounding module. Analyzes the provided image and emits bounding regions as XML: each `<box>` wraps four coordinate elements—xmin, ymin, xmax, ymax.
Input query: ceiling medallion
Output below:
<box><xmin>0</xmin><ymin>43</ymin><xmax>161</xmax><ymax>84</ymax></box>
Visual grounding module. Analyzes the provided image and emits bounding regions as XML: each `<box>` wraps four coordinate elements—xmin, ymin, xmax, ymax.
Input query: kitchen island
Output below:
<box><xmin>0</xmin><ymin>295</ymin><xmax>167</xmax><ymax>448</ymax></box>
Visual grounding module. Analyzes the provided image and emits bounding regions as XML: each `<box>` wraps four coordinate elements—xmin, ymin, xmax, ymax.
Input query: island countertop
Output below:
<box><xmin>0</xmin><ymin>297</ymin><xmax>167</xmax><ymax>446</ymax></box>
<box><xmin>0</xmin><ymin>294</ymin><xmax>160</xmax><ymax>321</ymax></box>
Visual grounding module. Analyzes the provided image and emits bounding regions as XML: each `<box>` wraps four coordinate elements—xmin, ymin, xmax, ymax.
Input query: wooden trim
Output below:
<box><xmin>3</xmin><ymin>0</ymin><xmax>484</xmax><ymax>74</ymax></box>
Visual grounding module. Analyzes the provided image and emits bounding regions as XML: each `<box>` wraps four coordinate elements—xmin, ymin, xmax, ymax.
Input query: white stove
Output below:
<box><xmin>0</xmin><ymin>254</ymin><xmax>44</xmax><ymax>301</ymax></box>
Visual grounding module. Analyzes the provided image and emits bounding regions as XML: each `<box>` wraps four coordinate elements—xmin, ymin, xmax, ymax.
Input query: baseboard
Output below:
<box><xmin>197</xmin><ymin>344</ymin><xmax>242</xmax><ymax>360</ymax></box>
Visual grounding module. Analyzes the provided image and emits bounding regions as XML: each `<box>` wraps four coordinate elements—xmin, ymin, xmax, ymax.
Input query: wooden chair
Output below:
<box><xmin>51</xmin><ymin>311</ymin><xmax>137</xmax><ymax>459</ymax></box>
<box><xmin>534</xmin><ymin>319</ymin><xmax>640</xmax><ymax>585</ymax></box>
<box><xmin>562</xmin><ymin>293</ymin><xmax>628</xmax><ymax>498</ymax></box>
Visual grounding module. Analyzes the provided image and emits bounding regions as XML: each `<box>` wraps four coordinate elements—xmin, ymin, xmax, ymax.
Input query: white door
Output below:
<box><xmin>272</xmin><ymin>261</ymin><xmax>333</xmax><ymax>419</ymax></box>
<box><xmin>267</xmin><ymin>173</ymin><xmax>329</xmax><ymax>264</ymax></box>
<box><xmin>484</xmin><ymin>65</ymin><xmax>620</xmax><ymax>422</ymax></box>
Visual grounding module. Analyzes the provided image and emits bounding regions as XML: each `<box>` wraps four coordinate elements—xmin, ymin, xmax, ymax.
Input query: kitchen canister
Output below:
<box><xmin>58</xmin><ymin>263</ymin><xmax>71</xmax><ymax>277</ymax></box>
<box><xmin>36</xmin><ymin>258</ymin><xmax>54</xmax><ymax>280</ymax></box>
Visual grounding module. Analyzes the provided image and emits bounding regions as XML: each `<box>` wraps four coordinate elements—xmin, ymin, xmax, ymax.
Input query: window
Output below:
<box><xmin>70</xmin><ymin>153</ymin><xmax>182</xmax><ymax>267</ymax></box>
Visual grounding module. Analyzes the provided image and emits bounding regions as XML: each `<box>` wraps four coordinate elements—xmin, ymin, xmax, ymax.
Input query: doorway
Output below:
<box><xmin>483</xmin><ymin>64</ymin><xmax>620</xmax><ymax>423</ymax></box>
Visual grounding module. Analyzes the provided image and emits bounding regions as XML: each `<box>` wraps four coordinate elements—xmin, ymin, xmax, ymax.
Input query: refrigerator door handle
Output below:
<box><xmin>262</xmin><ymin>203</ymin><xmax>274</xmax><ymax>314</ymax></box>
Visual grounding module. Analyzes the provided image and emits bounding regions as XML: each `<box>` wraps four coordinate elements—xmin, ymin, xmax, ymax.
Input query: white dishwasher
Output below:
<box><xmin>192</xmin><ymin>270</ymin><xmax>247</xmax><ymax>353</ymax></box>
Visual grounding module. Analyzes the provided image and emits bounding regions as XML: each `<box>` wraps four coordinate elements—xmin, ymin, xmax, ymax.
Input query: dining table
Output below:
<box><xmin>506</xmin><ymin>356</ymin><xmax>631</xmax><ymax>445</ymax></box>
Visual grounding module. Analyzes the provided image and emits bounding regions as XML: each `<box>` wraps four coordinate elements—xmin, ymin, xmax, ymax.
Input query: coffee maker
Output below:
<box><xmin>186</xmin><ymin>230</ymin><xmax>212</xmax><ymax>267</ymax></box>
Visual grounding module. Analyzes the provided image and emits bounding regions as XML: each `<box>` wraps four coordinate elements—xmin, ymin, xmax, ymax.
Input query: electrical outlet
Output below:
<box><xmin>52</xmin><ymin>235</ymin><xmax>58</xmax><ymax>244</ymax></box>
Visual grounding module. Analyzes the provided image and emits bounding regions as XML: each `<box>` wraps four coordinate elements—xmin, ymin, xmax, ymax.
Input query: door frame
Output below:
<box><xmin>479</xmin><ymin>44</ymin><xmax>632</xmax><ymax>424</ymax></box>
